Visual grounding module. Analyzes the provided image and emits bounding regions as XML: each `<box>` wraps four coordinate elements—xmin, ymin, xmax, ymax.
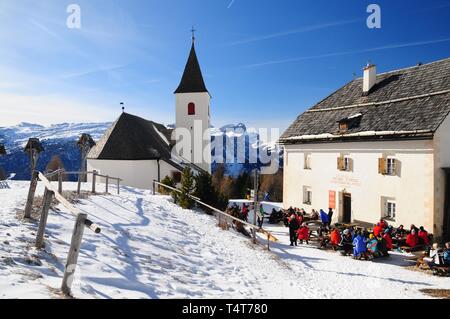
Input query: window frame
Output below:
<box><xmin>188</xmin><ymin>102</ymin><xmax>196</xmax><ymax>115</ymax></box>
<box><xmin>343</xmin><ymin>156</ymin><xmax>351</xmax><ymax>171</ymax></box>
<box><xmin>304</xmin><ymin>153</ymin><xmax>312</xmax><ymax>170</ymax></box>
<box><xmin>385</xmin><ymin>200</ymin><xmax>396</xmax><ymax>220</ymax></box>
<box><xmin>339</xmin><ymin>122</ymin><xmax>348</xmax><ymax>133</ymax></box>
<box><xmin>338</xmin><ymin>155</ymin><xmax>352</xmax><ymax>172</ymax></box>
<box><xmin>386</xmin><ymin>158</ymin><xmax>396</xmax><ymax>176</ymax></box>
<box><xmin>303</xmin><ymin>186</ymin><xmax>312</xmax><ymax>205</ymax></box>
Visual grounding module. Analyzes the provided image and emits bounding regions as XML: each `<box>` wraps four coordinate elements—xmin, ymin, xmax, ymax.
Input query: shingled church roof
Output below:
<box><xmin>174</xmin><ymin>43</ymin><xmax>208</xmax><ymax>94</ymax></box>
<box><xmin>280</xmin><ymin>57</ymin><xmax>450</xmax><ymax>144</ymax></box>
<box><xmin>87</xmin><ymin>112</ymin><xmax>209</xmax><ymax>174</ymax></box>
<box><xmin>88</xmin><ymin>112</ymin><xmax>178</xmax><ymax>164</ymax></box>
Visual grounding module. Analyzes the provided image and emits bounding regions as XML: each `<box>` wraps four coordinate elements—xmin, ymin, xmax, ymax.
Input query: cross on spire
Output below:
<box><xmin>191</xmin><ymin>26</ymin><xmax>196</xmax><ymax>44</ymax></box>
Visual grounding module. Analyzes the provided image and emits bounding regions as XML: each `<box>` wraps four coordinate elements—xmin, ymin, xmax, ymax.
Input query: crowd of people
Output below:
<box><xmin>282</xmin><ymin>206</ymin><xmax>450</xmax><ymax>268</ymax></box>
<box><xmin>226</xmin><ymin>202</ymin><xmax>450</xmax><ymax>271</ymax></box>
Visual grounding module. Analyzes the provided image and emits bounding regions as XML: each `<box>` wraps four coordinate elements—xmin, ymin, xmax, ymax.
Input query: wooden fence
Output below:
<box><xmin>44</xmin><ymin>169</ymin><xmax>122</xmax><ymax>196</ymax></box>
<box><xmin>23</xmin><ymin>170</ymin><xmax>112</xmax><ymax>296</ymax></box>
<box><xmin>152</xmin><ymin>180</ymin><xmax>278</xmax><ymax>251</ymax></box>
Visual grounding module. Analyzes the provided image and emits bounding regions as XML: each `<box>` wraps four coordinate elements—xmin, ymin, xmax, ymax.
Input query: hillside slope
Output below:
<box><xmin>2</xmin><ymin>182</ymin><xmax>448</xmax><ymax>299</ymax></box>
<box><xmin>0</xmin><ymin>181</ymin><xmax>300</xmax><ymax>298</ymax></box>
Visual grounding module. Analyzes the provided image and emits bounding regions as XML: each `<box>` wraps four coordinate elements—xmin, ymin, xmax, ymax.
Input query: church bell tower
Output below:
<box><xmin>174</xmin><ymin>30</ymin><xmax>211</xmax><ymax>174</ymax></box>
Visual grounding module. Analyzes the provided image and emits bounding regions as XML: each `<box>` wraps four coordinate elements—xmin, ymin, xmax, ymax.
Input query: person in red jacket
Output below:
<box><xmin>241</xmin><ymin>204</ymin><xmax>249</xmax><ymax>222</ymax></box>
<box><xmin>418</xmin><ymin>227</ymin><xmax>430</xmax><ymax>245</ymax></box>
<box><xmin>330</xmin><ymin>228</ymin><xmax>341</xmax><ymax>250</ymax></box>
<box><xmin>295</xmin><ymin>212</ymin><xmax>303</xmax><ymax>225</ymax></box>
<box><xmin>383</xmin><ymin>229</ymin><xmax>393</xmax><ymax>251</ymax></box>
<box><xmin>379</xmin><ymin>219</ymin><xmax>388</xmax><ymax>230</ymax></box>
<box><xmin>373</xmin><ymin>223</ymin><xmax>383</xmax><ymax>237</ymax></box>
<box><xmin>297</xmin><ymin>224</ymin><xmax>310</xmax><ymax>245</ymax></box>
<box><xmin>406</xmin><ymin>230</ymin><xmax>418</xmax><ymax>248</ymax></box>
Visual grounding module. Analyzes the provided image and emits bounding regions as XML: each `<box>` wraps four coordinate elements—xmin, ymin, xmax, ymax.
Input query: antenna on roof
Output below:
<box><xmin>191</xmin><ymin>25</ymin><xmax>196</xmax><ymax>44</ymax></box>
<box><xmin>120</xmin><ymin>102</ymin><xmax>125</xmax><ymax>113</ymax></box>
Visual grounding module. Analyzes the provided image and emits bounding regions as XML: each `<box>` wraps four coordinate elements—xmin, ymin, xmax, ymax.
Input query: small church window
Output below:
<box><xmin>188</xmin><ymin>102</ymin><xmax>196</xmax><ymax>115</ymax></box>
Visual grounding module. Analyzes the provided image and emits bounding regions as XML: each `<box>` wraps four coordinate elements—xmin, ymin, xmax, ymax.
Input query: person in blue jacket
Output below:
<box><xmin>352</xmin><ymin>232</ymin><xmax>368</xmax><ymax>260</ymax></box>
<box><xmin>320</xmin><ymin>209</ymin><xmax>330</xmax><ymax>228</ymax></box>
<box><xmin>444</xmin><ymin>242</ymin><xmax>450</xmax><ymax>266</ymax></box>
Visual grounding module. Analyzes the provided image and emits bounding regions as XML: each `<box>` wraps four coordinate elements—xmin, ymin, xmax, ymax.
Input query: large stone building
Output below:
<box><xmin>280</xmin><ymin>57</ymin><xmax>450</xmax><ymax>240</ymax></box>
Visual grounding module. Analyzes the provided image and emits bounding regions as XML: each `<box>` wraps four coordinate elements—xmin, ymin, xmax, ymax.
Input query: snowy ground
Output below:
<box><xmin>1</xmin><ymin>181</ymin><xmax>449</xmax><ymax>299</ymax></box>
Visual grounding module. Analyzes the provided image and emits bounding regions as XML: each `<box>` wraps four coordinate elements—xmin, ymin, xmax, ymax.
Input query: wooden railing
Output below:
<box><xmin>23</xmin><ymin>171</ymin><xmax>107</xmax><ymax>296</ymax></box>
<box><xmin>152</xmin><ymin>180</ymin><xmax>278</xmax><ymax>250</ymax></box>
<box><xmin>42</xmin><ymin>169</ymin><xmax>122</xmax><ymax>196</ymax></box>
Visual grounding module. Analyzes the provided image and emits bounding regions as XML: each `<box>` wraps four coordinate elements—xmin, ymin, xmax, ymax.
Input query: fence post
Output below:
<box><xmin>152</xmin><ymin>180</ymin><xmax>156</xmax><ymax>195</ymax></box>
<box><xmin>92</xmin><ymin>170</ymin><xmax>97</xmax><ymax>194</ymax></box>
<box><xmin>251</xmin><ymin>228</ymin><xmax>256</xmax><ymax>244</ymax></box>
<box><xmin>61</xmin><ymin>213</ymin><xmax>87</xmax><ymax>296</ymax></box>
<box><xmin>58</xmin><ymin>170</ymin><xmax>63</xmax><ymax>194</ymax></box>
<box><xmin>36</xmin><ymin>188</ymin><xmax>54</xmax><ymax>249</ymax></box>
<box><xmin>24</xmin><ymin>171</ymin><xmax>39</xmax><ymax>219</ymax></box>
<box><xmin>77</xmin><ymin>172</ymin><xmax>82</xmax><ymax>195</ymax></box>
<box><xmin>105</xmin><ymin>176</ymin><xmax>109</xmax><ymax>194</ymax></box>
<box><xmin>267</xmin><ymin>233</ymin><xmax>270</xmax><ymax>251</ymax></box>
<box><xmin>117</xmin><ymin>179</ymin><xmax>120</xmax><ymax>195</ymax></box>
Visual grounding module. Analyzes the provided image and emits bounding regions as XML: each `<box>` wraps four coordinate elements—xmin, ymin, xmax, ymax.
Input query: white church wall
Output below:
<box><xmin>283</xmin><ymin>139</ymin><xmax>435</xmax><ymax>232</ymax></box>
<box><xmin>175</xmin><ymin>92</ymin><xmax>211</xmax><ymax>173</ymax></box>
<box><xmin>87</xmin><ymin>159</ymin><xmax>180</xmax><ymax>190</ymax></box>
<box><xmin>433</xmin><ymin>114</ymin><xmax>450</xmax><ymax>237</ymax></box>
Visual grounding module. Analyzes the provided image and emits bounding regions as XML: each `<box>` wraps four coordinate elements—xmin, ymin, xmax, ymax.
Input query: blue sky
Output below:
<box><xmin>1</xmin><ymin>0</ymin><xmax>450</xmax><ymax>132</ymax></box>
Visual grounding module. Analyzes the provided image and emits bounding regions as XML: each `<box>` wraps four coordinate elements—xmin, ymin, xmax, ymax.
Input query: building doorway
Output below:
<box><xmin>343</xmin><ymin>193</ymin><xmax>352</xmax><ymax>224</ymax></box>
<box><xmin>443</xmin><ymin>168</ymin><xmax>450</xmax><ymax>241</ymax></box>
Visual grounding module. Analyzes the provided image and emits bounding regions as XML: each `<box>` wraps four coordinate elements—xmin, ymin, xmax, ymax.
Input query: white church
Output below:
<box><xmin>87</xmin><ymin>37</ymin><xmax>211</xmax><ymax>190</ymax></box>
<box><xmin>280</xmin><ymin>57</ymin><xmax>450</xmax><ymax>241</ymax></box>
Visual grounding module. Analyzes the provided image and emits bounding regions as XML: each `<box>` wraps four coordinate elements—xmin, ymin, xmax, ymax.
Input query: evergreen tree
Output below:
<box><xmin>233</xmin><ymin>172</ymin><xmax>251</xmax><ymax>199</ymax></box>
<box><xmin>178</xmin><ymin>167</ymin><xmax>195</xmax><ymax>209</ymax></box>
<box><xmin>194</xmin><ymin>171</ymin><xmax>226</xmax><ymax>214</ymax></box>
<box><xmin>160</xmin><ymin>175</ymin><xmax>175</xmax><ymax>195</ymax></box>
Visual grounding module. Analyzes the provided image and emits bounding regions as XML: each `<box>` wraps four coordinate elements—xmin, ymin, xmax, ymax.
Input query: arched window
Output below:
<box><xmin>188</xmin><ymin>102</ymin><xmax>195</xmax><ymax>115</ymax></box>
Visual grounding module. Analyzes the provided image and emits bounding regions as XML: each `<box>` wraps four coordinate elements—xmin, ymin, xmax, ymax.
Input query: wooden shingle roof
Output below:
<box><xmin>87</xmin><ymin>113</ymin><xmax>177</xmax><ymax>164</ymax></box>
<box><xmin>280</xmin><ymin>57</ymin><xmax>450</xmax><ymax>144</ymax></box>
<box><xmin>87</xmin><ymin>112</ymin><xmax>209</xmax><ymax>174</ymax></box>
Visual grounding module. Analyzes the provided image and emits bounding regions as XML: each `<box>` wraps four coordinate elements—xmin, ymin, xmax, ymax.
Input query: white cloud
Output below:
<box><xmin>223</xmin><ymin>18</ymin><xmax>361</xmax><ymax>46</ymax></box>
<box><xmin>243</xmin><ymin>37</ymin><xmax>450</xmax><ymax>68</ymax></box>
<box><xmin>0</xmin><ymin>92</ymin><xmax>115</xmax><ymax>126</ymax></box>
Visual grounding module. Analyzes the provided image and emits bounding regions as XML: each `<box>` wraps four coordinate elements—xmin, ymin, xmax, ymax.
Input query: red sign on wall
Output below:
<box><xmin>329</xmin><ymin>191</ymin><xmax>336</xmax><ymax>209</ymax></box>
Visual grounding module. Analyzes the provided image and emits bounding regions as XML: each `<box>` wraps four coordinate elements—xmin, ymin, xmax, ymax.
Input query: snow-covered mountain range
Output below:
<box><xmin>0</xmin><ymin>122</ymin><xmax>282</xmax><ymax>180</ymax></box>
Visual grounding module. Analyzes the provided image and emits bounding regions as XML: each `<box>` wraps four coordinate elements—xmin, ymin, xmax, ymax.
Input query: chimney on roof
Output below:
<box><xmin>363</xmin><ymin>62</ymin><xmax>376</xmax><ymax>95</ymax></box>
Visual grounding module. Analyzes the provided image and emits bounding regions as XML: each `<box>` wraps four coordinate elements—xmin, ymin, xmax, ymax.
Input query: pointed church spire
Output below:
<box><xmin>174</xmin><ymin>31</ymin><xmax>208</xmax><ymax>94</ymax></box>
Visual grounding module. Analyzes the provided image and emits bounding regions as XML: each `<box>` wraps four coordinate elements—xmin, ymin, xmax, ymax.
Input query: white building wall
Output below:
<box><xmin>433</xmin><ymin>114</ymin><xmax>450</xmax><ymax>237</ymax></box>
<box><xmin>175</xmin><ymin>92</ymin><xmax>211</xmax><ymax>173</ymax></box>
<box><xmin>283</xmin><ymin>139</ymin><xmax>435</xmax><ymax>231</ymax></box>
<box><xmin>87</xmin><ymin>159</ymin><xmax>180</xmax><ymax>190</ymax></box>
